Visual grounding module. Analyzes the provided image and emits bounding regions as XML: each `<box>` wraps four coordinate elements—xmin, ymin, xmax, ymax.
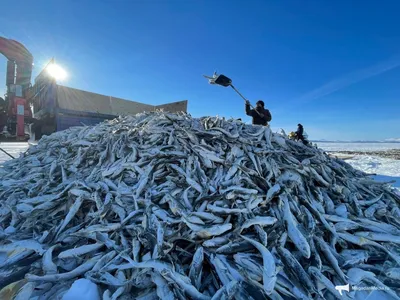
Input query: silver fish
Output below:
<box><xmin>26</xmin><ymin>255</ymin><xmax>99</xmax><ymax>282</ymax></box>
<box><xmin>1</xmin><ymin>111</ymin><xmax>400</xmax><ymax>299</ymax></box>
<box><xmin>281</xmin><ymin>195</ymin><xmax>311</xmax><ymax>259</ymax></box>
<box><xmin>241</xmin><ymin>235</ymin><xmax>276</xmax><ymax>295</ymax></box>
<box><xmin>240</xmin><ymin>216</ymin><xmax>277</xmax><ymax>231</ymax></box>
<box><xmin>42</xmin><ymin>245</ymin><xmax>59</xmax><ymax>274</ymax></box>
<box><xmin>58</xmin><ymin>243</ymin><xmax>104</xmax><ymax>259</ymax></box>
<box><xmin>152</xmin><ymin>271</ymin><xmax>175</xmax><ymax>300</ymax></box>
<box><xmin>189</xmin><ymin>246</ymin><xmax>204</xmax><ymax>290</ymax></box>
<box><xmin>308</xmin><ymin>266</ymin><xmax>342</xmax><ymax>300</ymax></box>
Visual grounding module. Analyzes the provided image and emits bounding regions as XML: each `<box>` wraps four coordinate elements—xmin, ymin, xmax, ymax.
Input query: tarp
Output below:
<box><xmin>110</xmin><ymin>96</ymin><xmax>154</xmax><ymax>116</ymax></box>
<box><xmin>57</xmin><ymin>85</ymin><xmax>113</xmax><ymax>114</ymax></box>
<box><xmin>155</xmin><ymin>100</ymin><xmax>188</xmax><ymax>113</ymax></box>
<box><xmin>56</xmin><ymin>85</ymin><xmax>187</xmax><ymax>115</ymax></box>
<box><xmin>56</xmin><ymin>108</ymin><xmax>116</xmax><ymax>131</ymax></box>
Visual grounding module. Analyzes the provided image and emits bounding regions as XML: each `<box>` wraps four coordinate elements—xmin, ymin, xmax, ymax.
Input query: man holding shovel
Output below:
<box><xmin>203</xmin><ymin>72</ymin><xmax>272</xmax><ymax>126</ymax></box>
<box><xmin>245</xmin><ymin>100</ymin><xmax>272</xmax><ymax>126</ymax></box>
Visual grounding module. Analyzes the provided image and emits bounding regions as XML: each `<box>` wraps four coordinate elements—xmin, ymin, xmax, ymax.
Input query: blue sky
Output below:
<box><xmin>1</xmin><ymin>0</ymin><xmax>399</xmax><ymax>140</ymax></box>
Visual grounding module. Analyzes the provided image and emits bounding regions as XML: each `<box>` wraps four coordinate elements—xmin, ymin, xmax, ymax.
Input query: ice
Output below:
<box><xmin>318</xmin><ymin>143</ymin><xmax>400</xmax><ymax>189</ymax></box>
<box><xmin>62</xmin><ymin>279</ymin><xmax>100</xmax><ymax>300</ymax></box>
<box><xmin>373</xmin><ymin>174</ymin><xmax>400</xmax><ymax>189</ymax></box>
<box><xmin>343</xmin><ymin>156</ymin><xmax>400</xmax><ymax>188</ymax></box>
<box><xmin>345</xmin><ymin>156</ymin><xmax>400</xmax><ymax>177</ymax></box>
<box><xmin>317</xmin><ymin>142</ymin><xmax>400</xmax><ymax>152</ymax></box>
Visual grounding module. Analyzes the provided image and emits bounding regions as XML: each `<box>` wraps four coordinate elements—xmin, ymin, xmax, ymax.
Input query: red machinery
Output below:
<box><xmin>0</xmin><ymin>37</ymin><xmax>34</xmax><ymax>141</ymax></box>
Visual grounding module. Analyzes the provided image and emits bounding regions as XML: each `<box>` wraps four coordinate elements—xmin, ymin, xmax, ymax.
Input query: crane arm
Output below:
<box><xmin>0</xmin><ymin>37</ymin><xmax>33</xmax><ymax>64</ymax></box>
<box><xmin>0</xmin><ymin>37</ymin><xmax>33</xmax><ymax>89</ymax></box>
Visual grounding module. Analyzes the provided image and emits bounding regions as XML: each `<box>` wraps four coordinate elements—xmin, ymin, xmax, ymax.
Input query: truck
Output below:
<box><xmin>29</xmin><ymin>59</ymin><xmax>187</xmax><ymax>139</ymax></box>
<box><xmin>0</xmin><ymin>37</ymin><xmax>34</xmax><ymax>141</ymax></box>
<box><xmin>0</xmin><ymin>37</ymin><xmax>188</xmax><ymax>141</ymax></box>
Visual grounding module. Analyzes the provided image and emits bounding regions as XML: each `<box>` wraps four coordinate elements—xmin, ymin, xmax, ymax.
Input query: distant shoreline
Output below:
<box><xmin>328</xmin><ymin>149</ymin><xmax>400</xmax><ymax>160</ymax></box>
<box><xmin>313</xmin><ymin>141</ymin><xmax>400</xmax><ymax>144</ymax></box>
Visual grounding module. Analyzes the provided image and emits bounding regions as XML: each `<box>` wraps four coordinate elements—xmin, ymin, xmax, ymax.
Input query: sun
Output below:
<box><xmin>47</xmin><ymin>63</ymin><xmax>67</xmax><ymax>81</ymax></box>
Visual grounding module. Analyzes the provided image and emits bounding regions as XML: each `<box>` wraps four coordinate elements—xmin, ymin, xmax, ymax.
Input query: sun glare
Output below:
<box><xmin>47</xmin><ymin>64</ymin><xmax>67</xmax><ymax>81</ymax></box>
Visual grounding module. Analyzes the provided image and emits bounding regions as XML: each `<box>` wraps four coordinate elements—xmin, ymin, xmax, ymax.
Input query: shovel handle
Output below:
<box><xmin>230</xmin><ymin>85</ymin><xmax>263</xmax><ymax>117</ymax></box>
<box><xmin>0</xmin><ymin>147</ymin><xmax>14</xmax><ymax>159</ymax></box>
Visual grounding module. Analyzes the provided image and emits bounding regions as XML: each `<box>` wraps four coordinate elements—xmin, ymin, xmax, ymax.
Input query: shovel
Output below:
<box><xmin>203</xmin><ymin>72</ymin><xmax>262</xmax><ymax>117</ymax></box>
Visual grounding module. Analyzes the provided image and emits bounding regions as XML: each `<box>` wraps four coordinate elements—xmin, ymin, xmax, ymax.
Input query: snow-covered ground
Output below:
<box><xmin>347</xmin><ymin>156</ymin><xmax>400</xmax><ymax>188</ymax></box>
<box><xmin>318</xmin><ymin>142</ymin><xmax>400</xmax><ymax>188</ymax></box>
<box><xmin>317</xmin><ymin>142</ymin><xmax>400</xmax><ymax>152</ymax></box>
<box><xmin>0</xmin><ymin>143</ymin><xmax>30</xmax><ymax>164</ymax></box>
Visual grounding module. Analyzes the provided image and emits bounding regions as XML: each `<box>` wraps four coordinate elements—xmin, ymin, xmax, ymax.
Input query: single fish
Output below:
<box><xmin>241</xmin><ymin>235</ymin><xmax>276</xmax><ymax>295</ymax></box>
<box><xmin>308</xmin><ymin>266</ymin><xmax>341</xmax><ymax>300</ymax></box>
<box><xmin>42</xmin><ymin>245</ymin><xmax>59</xmax><ymax>275</ymax></box>
<box><xmin>26</xmin><ymin>256</ymin><xmax>99</xmax><ymax>282</ymax></box>
<box><xmin>240</xmin><ymin>216</ymin><xmax>277</xmax><ymax>231</ymax></box>
<box><xmin>281</xmin><ymin>195</ymin><xmax>311</xmax><ymax>259</ymax></box>
<box><xmin>58</xmin><ymin>243</ymin><xmax>104</xmax><ymax>259</ymax></box>
<box><xmin>189</xmin><ymin>246</ymin><xmax>204</xmax><ymax>290</ymax></box>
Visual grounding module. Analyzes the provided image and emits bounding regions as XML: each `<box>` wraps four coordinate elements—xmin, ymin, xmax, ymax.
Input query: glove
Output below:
<box><xmin>245</xmin><ymin>100</ymin><xmax>250</xmax><ymax>105</ymax></box>
<box><xmin>259</xmin><ymin>113</ymin><xmax>264</xmax><ymax>118</ymax></box>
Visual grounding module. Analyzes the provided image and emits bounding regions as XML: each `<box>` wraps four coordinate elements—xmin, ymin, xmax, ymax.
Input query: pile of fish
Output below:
<box><xmin>0</xmin><ymin>111</ymin><xmax>400</xmax><ymax>300</ymax></box>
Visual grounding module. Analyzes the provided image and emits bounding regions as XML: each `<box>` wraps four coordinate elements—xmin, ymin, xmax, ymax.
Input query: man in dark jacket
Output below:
<box><xmin>245</xmin><ymin>100</ymin><xmax>272</xmax><ymax>126</ymax></box>
<box><xmin>295</xmin><ymin>123</ymin><xmax>309</xmax><ymax>145</ymax></box>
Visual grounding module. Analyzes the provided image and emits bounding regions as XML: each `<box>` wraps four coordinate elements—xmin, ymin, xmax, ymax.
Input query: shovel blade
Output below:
<box><xmin>203</xmin><ymin>73</ymin><xmax>232</xmax><ymax>87</ymax></box>
<box><xmin>214</xmin><ymin>74</ymin><xmax>232</xmax><ymax>87</ymax></box>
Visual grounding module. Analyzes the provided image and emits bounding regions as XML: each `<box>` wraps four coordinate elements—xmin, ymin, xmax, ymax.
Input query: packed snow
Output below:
<box><xmin>317</xmin><ymin>142</ymin><xmax>400</xmax><ymax>188</ymax></box>
<box><xmin>0</xmin><ymin>143</ymin><xmax>30</xmax><ymax>164</ymax></box>
<box><xmin>345</xmin><ymin>156</ymin><xmax>400</xmax><ymax>187</ymax></box>
<box><xmin>317</xmin><ymin>142</ymin><xmax>400</xmax><ymax>152</ymax></box>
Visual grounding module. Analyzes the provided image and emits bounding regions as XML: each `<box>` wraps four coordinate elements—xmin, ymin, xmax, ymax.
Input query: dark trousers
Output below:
<box><xmin>31</xmin><ymin>119</ymin><xmax>43</xmax><ymax>140</ymax></box>
<box><xmin>296</xmin><ymin>134</ymin><xmax>309</xmax><ymax>145</ymax></box>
